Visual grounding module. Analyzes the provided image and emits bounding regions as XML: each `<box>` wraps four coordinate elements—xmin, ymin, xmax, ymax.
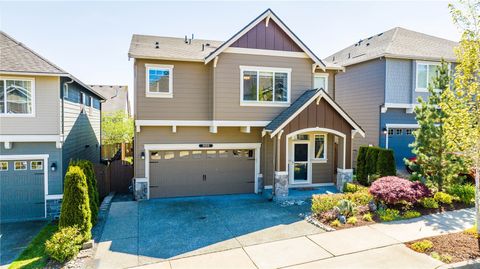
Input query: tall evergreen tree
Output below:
<box><xmin>411</xmin><ymin>60</ymin><xmax>466</xmax><ymax>191</ymax></box>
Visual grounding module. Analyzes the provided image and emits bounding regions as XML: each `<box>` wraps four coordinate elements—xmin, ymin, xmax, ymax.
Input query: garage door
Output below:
<box><xmin>0</xmin><ymin>160</ymin><xmax>45</xmax><ymax>222</ymax></box>
<box><xmin>149</xmin><ymin>149</ymin><xmax>255</xmax><ymax>198</ymax></box>
<box><xmin>388</xmin><ymin>128</ymin><xmax>416</xmax><ymax>167</ymax></box>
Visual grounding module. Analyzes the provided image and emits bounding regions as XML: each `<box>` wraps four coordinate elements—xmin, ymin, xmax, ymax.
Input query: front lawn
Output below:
<box><xmin>9</xmin><ymin>223</ymin><xmax>57</xmax><ymax>269</ymax></box>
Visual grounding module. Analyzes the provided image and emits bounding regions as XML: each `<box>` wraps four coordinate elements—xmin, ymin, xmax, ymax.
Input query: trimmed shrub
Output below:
<box><xmin>376</xmin><ymin>149</ymin><xmax>396</xmax><ymax>177</ymax></box>
<box><xmin>365</xmin><ymin>147</ymin><xmax>382</xmax><ymax>182</ymax></box>
<box><xmin>347</xmin><ymin>216</ymin><xmax>358</xmax><ymax>225</ymax></box>
<box><xmin>410</xmin><ymin>240</ymin><xmax>433</xmax><ymax>253</ymax></box>
<box><xmin>402</xmin><ymin>210</ymin><xmax>421</xmax><ymax>219</ymax></box>
<box><xmin>45</xmin><ymin>226</ymin><xmax>83</xmax><ymax>262</ymax></box>
<box><xmin>312</xmin><ymin>194</ymin><xmax>345</xmax><ymax>214</ymax></box>
<box><xmin>434</xmin><ymin>192</ymin><xmax>454</xmax><ymax>205</ymax></box>
<box><xmin>362</xmin><ymin>213</ymin><xmax>373</xmax><ymax>222</ymax></box>
<box><xmin>447</xmin><ymin>184</ymin><xmax>475</xmax><ymax>205</ymax></box>
<box><xmin>377</xmin><ymin>208</ymin><xmax>401</xmax><ymax>222</ymax></box>
<box><xmin>71</xmin><ymin>160</ymin><xmax>99</xmax><ymax>225</ymax></box>
<box><xmin>421</xmin><ymin>197</ymin><xmax>439</xmax><ymax>209</ymax></box>
<box><xmin>345</xmin><ymin>189</ymin><xmax>373</xmax><ymax>206</ymax></box>
<box><xmin>356</xmin><ymin>146</ymin><xmax>369</xmax><ymax>185</ymax></box>
<box><xmin>369</xmin><ymin>176</ymin><xmax>431</xmax><ymax>205</ymax></box>
<box><xmin>59</xmin><ymin>166</ymin><xmax>92</xmax><ymax>241</ymax></box>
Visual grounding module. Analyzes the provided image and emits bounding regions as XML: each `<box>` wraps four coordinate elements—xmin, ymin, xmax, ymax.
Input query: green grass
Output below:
<box><xmin>9</xmin><ymin>223</ymin><xmax>58</xmax><ymax>269</ymax></box>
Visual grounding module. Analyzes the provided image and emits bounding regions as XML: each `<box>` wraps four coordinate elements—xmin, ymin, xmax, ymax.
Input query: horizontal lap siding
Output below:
<box><xmin>214</xmin><ymin>53</ymin><xmax>313</xmax><ymax>121</ymax></box>
<box><xmin>279</xmin><ymin>98</ymin><xmax>353</xmax><ymax>171</ymax></box>
<box><xmin>0</xmin><ymin>75</ymin><xmax>60</xmax><ymax>135</ymax></box>
<box><xmin>134</xmin><ymin>126</ymin><xmax>263</xmax><ymax>177</ymax></box>
<box><xmin>335</xmin><ymin>59</ymin><xmax>385</xmax><ymax>167</ymax></box>
<box><xmin>135</xmin><ymin>59</ymin><xmax>211</xmax><ymax>120</ymax></box>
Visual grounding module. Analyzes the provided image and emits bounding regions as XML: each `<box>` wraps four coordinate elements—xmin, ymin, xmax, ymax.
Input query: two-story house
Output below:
<box><xmin>90</xmin><ymin>85</ymin><xmax>130</xmax><ymax>116</ymax></box>
<box><xmin>0</xmin><ymin>32</ymin><xmax>106</xmax><ymax>222</ymax></box>
<box><xmin>325</xmin><ymin>27</ymin><xmax>457</xmax><ymax>168</ymax></box>
<box><xmin>129</xmin><ymin>9</ymin><xmax>364</xmax><ymax>199</ymax></box>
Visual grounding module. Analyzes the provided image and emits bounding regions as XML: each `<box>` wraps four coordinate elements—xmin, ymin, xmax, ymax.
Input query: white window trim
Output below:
<box><xmin>0</xmin><ymin>161</ymin><xmax>8</xmax><ymax>171</ymax></box>
<box><xmin>145</xmin><ymin>64</ymin><xmax>174</xmax><ymax>98</ymax></box>
<box><xmin>313</xmin><ymin>73</ymin><xmax>329</xmax><ymax>93</ymax></box>
<box><xmin>30</xmin><ymin>160</ymin><xmax>43</xmax><ymax>170</ymax></box>
<box><xmin>311</xmin><ymin>134</ymin><xmax>328</xmax><ymax>163</ymax></box>
<box><xmin>14</xmin><ymin>161</ymin><xmax>27</xmax><ymax>171</ymax></box>
<box><xmin>0</xmin><ymin>76</ymin><xmax>36</xmax><ymax>117</ymax></box>
<box><xmin>239</xmin><ymin>65</ymin><xmax>292</xmax><ymax>107</ymax></box>
<box><xmin>415</xmin><ymin>61</ymin><xmax>441</xmax><ymax>93</ymax></box>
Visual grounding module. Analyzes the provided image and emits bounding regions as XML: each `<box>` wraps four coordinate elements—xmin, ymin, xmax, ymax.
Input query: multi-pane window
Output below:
<box><xmin>314</xmin><ymin>74</ymin><xmax>328</xmax><ymax>92</ymax></box>
<box><xmin>30</xmin><ymin>161</ymin><xmax>43</xmax><ymax>170</ymax></box>
<box><xmin>314</xmin><ymin>134</ymin><xmax>326</xmax><ymax>160</ymax></box>
<box><xmin>241</xmin><ymin>67</ymin><xmax>290</xmax><ymax>105</ymax></box>
<box><xmin>406</xmin><ymin>129</ymin><xmax>414</xmax><ymax>135</ymax></box>
<box><xmin>14</xmin><ymin>161</ymin><xmax>27</xmax><ymax>170</ymax></box>
<box><xmin>146</xmin><ymin>64</ymin><xmax>173</xmax><ymax>97</ymax></box>
<box><xmin>0</xmin><ymin>162</ymin><xmax>7</xmax><ymax>171</ymax></box>
<box><xmin>0</xmin><ymin>79</ymin><xmax>34</xmax><ymax>115</ymax></box>
<box><xmin>396</xmin><ymin>129</ymin><xmax>403</xmax><ymax>135</ymax></box>
<box><xmin>416</xmin><ymin>62</ymin><xmax>440</xmax><ymax>91</ymax></box>
<box><xmin>388</xmin><ymin>129</ymin><xmax>394</xmax><ymax>136</ymax></box>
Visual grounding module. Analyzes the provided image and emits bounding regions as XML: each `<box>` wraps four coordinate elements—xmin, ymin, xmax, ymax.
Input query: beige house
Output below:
<box><xmin>129</xmin><ymin>9</ymin><xmax>364</xmax><ymax>199</ymax></box>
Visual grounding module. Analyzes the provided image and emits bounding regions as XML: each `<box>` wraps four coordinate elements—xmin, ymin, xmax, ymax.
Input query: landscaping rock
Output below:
<box><xmin>82</xmin><ymin>240</ymin><xmax>94</xmax><ymax>250</ymax></box>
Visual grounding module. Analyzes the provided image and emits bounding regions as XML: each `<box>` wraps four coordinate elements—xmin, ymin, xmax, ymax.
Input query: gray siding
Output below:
<box><xmin>214</xmin><ymin>53</ymin><xmax>314</xmax><ymax>121</ymax></box>
<box><xmin>0</xmin><ymin>75</ymin><xmax>60</xmax><ymax>135</ymax></box>
<box><xmin>134</xmin><ymin>59</ymin><xmax>212</xmax><ymax>121</ymax></box>
<box><xmin>385</xmin><ymin>59</ymin><xmax>412</xmax><ymax>104</ymax></box>
<box><xmin>335</xmin><ymin>59</ymin><xmax>386</xmax><ymax>166</ymax></box>
<box><xmin>0</xmin><ymin>142</ymin><xmax>63</xmax><ymax>194</ymax></box>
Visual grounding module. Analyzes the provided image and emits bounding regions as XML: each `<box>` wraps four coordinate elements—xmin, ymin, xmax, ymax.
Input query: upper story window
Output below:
<box><xmin>314</xmin><ymin>73</ymin><xmax>329</xmax><ymax>92</ymax></box>
<box><xmin>0</xmin><ymin>78</ymin><xmax>35</xmax><ymax>117</ymax></box>
<box><xmin>416</xmin><ymin>61</ymin><xmax>441</xmax><ymax>92</ymax></box>
<box><xmin>240</xmin><ymin>66</ymin><xmax>291</xmax><ymax>106</ymax></box>
<box><xmin>146</xmin><ymin>64</ymin><xmax>173</xmax><ymax>98</ymax></box>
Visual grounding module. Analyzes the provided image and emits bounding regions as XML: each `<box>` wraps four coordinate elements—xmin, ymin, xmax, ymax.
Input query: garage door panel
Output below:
<box><xmin>388</xmin><ymin>128</ymin><xmax>416</xmax><ymax>167</ymax></box>
<box><xmin>149</xmin><ymin>149</ymin><xmax>255</xmax><ymax>198</ymax></box>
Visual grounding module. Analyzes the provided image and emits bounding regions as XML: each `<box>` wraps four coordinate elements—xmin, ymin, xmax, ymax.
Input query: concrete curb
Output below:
<box><xmin>437</xmin><ymin>259</ymin><xmax>480</xmax><ymax>269</ymax></box>
<box><xmin>92</xmin><ymin>192</ymin><xmax>115</xmax><ymax>242</ymax></box>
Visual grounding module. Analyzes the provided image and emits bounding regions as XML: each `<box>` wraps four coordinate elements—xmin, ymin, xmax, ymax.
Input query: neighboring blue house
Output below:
<box><xmin>325</xmin><ymin>27</ymin><xmax>458</xmax><ymax>168</ymax></box>
<box><xmin>0</xmin><ymin>32</ymin><xmax>106</xmax><ymax>222</ymax></box>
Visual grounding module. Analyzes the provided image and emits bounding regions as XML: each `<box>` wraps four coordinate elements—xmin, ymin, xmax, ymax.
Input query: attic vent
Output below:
<box><xmin>348</xmin><ymin>53</ymin><xmax>351</xmax><ymax>59</ymax></box>
<box><xmin>366</xmin><ymin>43</ymin><xmax>370</xmax><ymax>46</ymax></box>
<box><xmin>184</xmin><ymin>35</ymin><xmax>188</xmax><ymax>44</ymax></box>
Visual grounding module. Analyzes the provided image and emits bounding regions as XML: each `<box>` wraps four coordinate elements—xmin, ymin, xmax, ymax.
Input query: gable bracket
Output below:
<box><xmin>266</xmin><ymin>15</ymin><xmax>271</xmax><ymax>27</ymax></box>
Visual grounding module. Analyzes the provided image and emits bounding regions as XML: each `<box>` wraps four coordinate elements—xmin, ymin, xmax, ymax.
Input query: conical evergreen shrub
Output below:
<box><xmin>356</xmin><ymin>146</ymin><xmax>369</xmax><ymax>185</ymax></box>
<box><xmin>376</xmin><ymin>149</ymin><xmax>396</xmax><ymax>177</ymax></box>
<box><xmin>71</xmin><ymin>160</ymin><xmax>99</xmax><ymax>225</ymax></box>
<box><xmin>59</xmin><ymin>166</ymin><xmax>92</xmax><ymax>241</ymax></box>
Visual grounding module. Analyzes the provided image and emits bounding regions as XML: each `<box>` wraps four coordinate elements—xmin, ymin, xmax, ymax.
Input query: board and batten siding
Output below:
<box><xmin>335</xmin><ymin>59</ymin><xmax>386</xmax><ymax>167</ymax></box>
<box><xmin>134</xmin><ymin>126</ymin><xmax>263</xmax><ymax>178</ymax></box>
<box><xmin>0</xmin><ymin>75</ymin><xmax>60</xmax><ymax>135</ymax></box>
<box><xmin>134</xmin><ymin>59</ymin><xmax>212</xmax><ymax>121</ymax></box>
<box><xmin>214</xmin><ymin>53</ymin><xmax>314</xmax><ymax>121</ymax></box>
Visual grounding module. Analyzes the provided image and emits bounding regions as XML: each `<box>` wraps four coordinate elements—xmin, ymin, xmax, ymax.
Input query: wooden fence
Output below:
<box><xmin>95</xmin><ymin>160</ymin><xmax>134</xmax><ymax>198</ymax></box>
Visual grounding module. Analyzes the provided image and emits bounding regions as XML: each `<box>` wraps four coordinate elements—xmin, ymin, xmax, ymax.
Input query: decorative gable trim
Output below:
<box><xmin>204</xmin><ymin>9</ymin><xmax>326</xmax><ymax>71</ymax></box>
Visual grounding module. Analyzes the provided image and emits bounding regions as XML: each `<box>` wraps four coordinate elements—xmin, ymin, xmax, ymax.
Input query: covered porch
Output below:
<box><xmin>262</xmin><ymin>89</ymin><xmax>365</xmax><ymax>199</ymax></box>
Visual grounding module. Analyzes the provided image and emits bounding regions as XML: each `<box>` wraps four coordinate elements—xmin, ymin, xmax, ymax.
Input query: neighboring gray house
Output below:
<box><xmin>90</xmin><ymin>85</ymin><xmax>130</xmax><ymax>116</ymax></box>
<box><xmin>129</xmin><ymin>9</ymin><xmax>364</xmax><ymax>199</ymax></box>
<box><xmin>325</xmin><ymin>27</ymin><xmax>457</xmax><ymax>167</ymax></box>
<box><xmin>0</xmin><ymin>31</ymin><xmax>106</xmax><ymax>222</ymax></box>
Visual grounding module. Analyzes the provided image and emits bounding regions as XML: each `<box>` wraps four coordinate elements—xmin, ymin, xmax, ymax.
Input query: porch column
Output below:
<box><xmin>273</xmin><ymin>130</ymin><xmax>288</xmax><ymax>200</ymax></box>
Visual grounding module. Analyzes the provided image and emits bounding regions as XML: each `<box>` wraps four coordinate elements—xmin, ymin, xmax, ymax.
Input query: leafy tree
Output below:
<box><xmin>59</xmin><ymin>166</ymin><xmax>92</xmax><ymax>241</ymax></box>
<box><xmin>411</xmin><ymin>60</ymin><xmax>466</xmax><ymax>191</ymax></box>
<box><xmin>71</xmin><ymin>160</ymin><xmax>99</xmax><ymax>225</ymax></box>
<box><xmin>101</xmin><ymin>110</ymin><xmax>133</xmax><ymax>145</ymax></box>
<box><xmin>445</xmin><ymin>0</ymin><xmax>480</xmax><ymax>233</ymax></box>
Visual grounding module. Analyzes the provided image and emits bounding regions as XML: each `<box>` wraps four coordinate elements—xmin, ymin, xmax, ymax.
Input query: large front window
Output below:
<box><xmin>146</xmin><ymin>64</ymin><xmax>173</xmax><ymax>98</ymax></box>
<box><xmin>241</xmin><ymin>66</ymin><xmax>291</xmax><ymax>106</ymax></box>
<box><xmin>0</xmin><ymin>78</ymin><xmax>34</xmax><ymax>116</ymax></box>
<box><xmin>416</xmin><ymin>62</ymin><xmax>440</xmax><ymax>92</ymax></box>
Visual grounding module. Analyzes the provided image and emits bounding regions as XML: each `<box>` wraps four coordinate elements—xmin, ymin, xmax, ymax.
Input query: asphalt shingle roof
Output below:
<box><xmin>90</xmin><ymin>85</ymin><xmax>130</xmax><ymax>114</ymax></box>
<box><xmin>265</xmin><ymin>89</ymin><xmax>320</xmax><ymax>131</ymax></box>
<box><xmin>325</xmin><ymin>27</ymin><xmax>458</xmax><ymax>66</ymax></box>
<box><xmin>0</xmin><ymin>31</ymin><xmax>67</xmax><ymax>74</ymax></box>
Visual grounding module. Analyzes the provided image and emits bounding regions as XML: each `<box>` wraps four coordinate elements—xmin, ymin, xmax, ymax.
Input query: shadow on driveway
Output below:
<box><xmin>97</xmin><ymin>194</ymin><xmax>323</xmax><ymax>263</ymax></box>
<box><xmin>0</xmin><ymin>220</ymin><xmax>46</xmax><ymax>266</ymax></box>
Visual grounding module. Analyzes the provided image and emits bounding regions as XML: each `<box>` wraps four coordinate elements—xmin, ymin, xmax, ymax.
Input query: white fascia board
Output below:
<box><xmin>385</xmin><ymin>123</ymin><xmax>419</xmax><ymax>129</ymax></box>
<box><xmin>135</xmin><ymin>120</ymin><xmax>270</xmax><ymax>127</ymax></box>
<box><xmin>0</xmin><ymin>135</ymin><xmax>62</xmax><ymax>143</ymax></box>
<box><xmin>144</xmin><ymin>143</ymin><xmax>261</xmax><ymax>151</ymax></box>
<box><xmin>0</xmin><ymin>154</ymin><xmax>50</xmax><ymax>160</ymax></box>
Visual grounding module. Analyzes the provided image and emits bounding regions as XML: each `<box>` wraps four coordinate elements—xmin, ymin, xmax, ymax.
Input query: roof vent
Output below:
<box><xmin>202</xmin><ymin>44</ymin><xmax>205</xmax><ymax>51</ymax></box>
<box><xmin>378</xmin><ymin>33</ymin><xmax>384</xmax><ymax>37</ymax></box>
<box><xmin>184</xmin><ymin>35</ymin><xmax>188</xmax><ymax>44</ymax></box>
<box><xmin>348</xmin><ymin>53</ymin><xmax>351</xmax><ymax>59</ymax></box>
<box><xmin>155</xmin><ymin>41</ymin><xmax>159</xmax><ymax>49</ymax></box>
<box><xmin>366</xmin><ymin>43</ymin><xmax>370</xmax><ymax>46</ymax></box>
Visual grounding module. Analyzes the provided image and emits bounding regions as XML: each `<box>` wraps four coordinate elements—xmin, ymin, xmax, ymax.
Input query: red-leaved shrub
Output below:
<box><xmin>369</xmin><ymin>176</ymin><xmax>431</xmax><ymax>205</ymax></box>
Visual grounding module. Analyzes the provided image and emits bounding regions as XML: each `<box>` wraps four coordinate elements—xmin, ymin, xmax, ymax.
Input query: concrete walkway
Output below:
<box><xmin>129</xmin><ymin>208</ymin><xmax>475</xmax><ymax>269</ymax></box>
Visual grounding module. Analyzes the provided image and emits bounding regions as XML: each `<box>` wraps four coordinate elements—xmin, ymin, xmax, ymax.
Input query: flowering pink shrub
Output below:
<box><xmin>369</xmin><ymin>176</ymin><xmax>431</xmax><ymax>205</ymax></box>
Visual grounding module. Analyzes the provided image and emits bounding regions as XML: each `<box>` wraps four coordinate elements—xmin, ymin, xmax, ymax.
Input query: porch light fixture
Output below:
<box><xmin>141</xmin><ymin>152</ymin><xmax>145</xmax><ymax>160</ymax></box>
<box><xmin>382</xmin><ymin>128</ymin><xmax>387</xmax><ymax>135</ymax></box>
<box><xmin>50</xmin><ymin>162</ymin><xmax>57</xmax><ymax>172</ymax></box>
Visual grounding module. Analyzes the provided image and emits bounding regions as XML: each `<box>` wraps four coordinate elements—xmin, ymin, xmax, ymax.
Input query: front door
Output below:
<box><xmin>293</xmin><ymin>143</ymin><xmax>309</xmax><ymax>183</ymax></box>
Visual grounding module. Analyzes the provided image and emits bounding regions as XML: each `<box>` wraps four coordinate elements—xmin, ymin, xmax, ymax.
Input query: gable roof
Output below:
<box><xmin>265</xmin><ymin>89</ymin><xmax>365</xmax><ymax>137</ymax></box>
<box><xmin>205</xmin><ymin>9</ymin><xmax>326</xmax><ymax>70</ymax></box>
<box><xmin>0</xmin><ymin>31</ymin><xmax>106</xmax><ymax>100</ymax></box>
<box><xmin>325</xmin><ymin>27</ymin><xmax>458</xmax><ymax>67</ymax></box>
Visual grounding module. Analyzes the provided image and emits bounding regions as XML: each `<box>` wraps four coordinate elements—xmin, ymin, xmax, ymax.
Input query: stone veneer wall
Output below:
<box><xmin>46</xmin><ymin>198</ymin><xmax>62</xmax><ymax>220</ymax></box>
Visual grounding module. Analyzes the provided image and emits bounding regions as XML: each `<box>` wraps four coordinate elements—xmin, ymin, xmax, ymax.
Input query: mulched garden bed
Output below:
<box><xmin>407</xmin><ymin>231</ymin><xmax>480</xmax><ymax>263</ymax></box>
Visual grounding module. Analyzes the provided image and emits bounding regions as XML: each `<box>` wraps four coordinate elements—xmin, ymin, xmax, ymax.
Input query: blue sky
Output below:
<box><xmin>0</xmin><ymin>1</ymin><xmax>460</xmax><ymax>103</ymax></box>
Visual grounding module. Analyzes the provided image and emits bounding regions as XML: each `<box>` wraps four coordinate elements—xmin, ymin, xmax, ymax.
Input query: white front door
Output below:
<box><xmin>291</xmin><ymin>142</ymin><xmax>309</xmax><ymax>184</ymax></box>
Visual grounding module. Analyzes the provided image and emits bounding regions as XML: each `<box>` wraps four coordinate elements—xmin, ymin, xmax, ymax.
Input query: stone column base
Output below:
<box><xmin>336</xmin><ymin>168</ymin><xmax>353</xmax><ymax>192</ymax></box>
<box><xmin>257</xmin><ymin>173</ymin><xmax>264</xmax><ymax>194</ymax></box>
<box><xmin>274</xmin><ymin>171</ymin><xmax>289</xmax><ymax>201</ymax></box>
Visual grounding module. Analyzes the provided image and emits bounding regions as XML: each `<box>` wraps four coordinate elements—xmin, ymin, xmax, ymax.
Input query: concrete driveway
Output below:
<box><xmin>0</xmin><ymin>220</ymin><xmax>46</xmax><ymax>268</ymax></box>
<box><xmin>94</xmin><ymin>194</ymin><xmax>324</xmax><ymax>268</ymax></box>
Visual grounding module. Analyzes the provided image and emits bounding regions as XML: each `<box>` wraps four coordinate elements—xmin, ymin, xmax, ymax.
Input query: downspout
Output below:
<box><xmin>270</xmin><ymin>135</ymin><xmax>277</xmax><ymax>200</ymax></box>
